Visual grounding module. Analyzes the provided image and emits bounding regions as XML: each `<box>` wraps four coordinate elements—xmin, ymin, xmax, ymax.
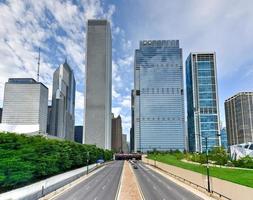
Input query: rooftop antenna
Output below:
<box><xmin>37</xmin><ymin>47</ymin><xmax>41</xmax><ymax>82</ymax></box>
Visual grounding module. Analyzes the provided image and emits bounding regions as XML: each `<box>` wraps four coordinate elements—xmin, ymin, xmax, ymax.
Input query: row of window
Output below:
<box><xmin>141</xmin><ymin>88</ymin><xmax>183</xmax><ymax>94</ymax></box>
<box><xmin>200</xmin><ymin>107</ymin><xmax>217</xmax><ymax>114</ymax></box>
<box><xmin>140</xmin><ymin>117</ymin><xmax>183</xmax><ymax>121</ymax></box>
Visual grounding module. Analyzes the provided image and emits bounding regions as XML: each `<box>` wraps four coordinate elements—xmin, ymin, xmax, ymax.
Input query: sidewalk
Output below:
<box><xmin>117</xmin><ymin>161</ymin><xmax>143</xmax><ymax>200</ymax></box>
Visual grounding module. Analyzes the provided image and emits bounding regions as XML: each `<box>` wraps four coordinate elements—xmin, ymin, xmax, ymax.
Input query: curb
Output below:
<box><xmin>40</xmin><ymin>165</ymin><xmax>105</xmax><ymax>200</ymax></box>
<box><xmin>129</xmin><ymin>162</ymin><xmax>145</xmax><ymax>200</ymax></box>
<box><xmin>115</xmin><ymin>161</ymin><xmax>125</xmax><ymax>200</ymax></box>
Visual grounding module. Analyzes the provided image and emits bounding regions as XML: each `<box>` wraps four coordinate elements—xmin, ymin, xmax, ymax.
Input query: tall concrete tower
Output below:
<box><xmin>50</xmin><ymin>61</ymin><xmax>76</xmax><ymax>140</ymax></box>
<box><xmin>84</xmin><ymin>19</ymin><xmax>112</xmax><ymax>149</ymax></box>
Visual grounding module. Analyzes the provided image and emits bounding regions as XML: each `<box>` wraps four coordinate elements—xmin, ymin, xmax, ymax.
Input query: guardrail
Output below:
<box><xmin>0</xmin><ymin>163</ymin><xmax>99</xmax><ymax>200</ymax></box>
<box><xmin>145</xmin><ymin>161</ymin><xmax>231</xmax><ymax>200</ymax></box>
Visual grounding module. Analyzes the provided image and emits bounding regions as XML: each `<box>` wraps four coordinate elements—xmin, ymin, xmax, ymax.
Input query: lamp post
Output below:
<box><xmin>204</xmin><ymin>137</ymin><xmax>211</xmax><ymax>193</ymax></box>
<box><xmin>86</xmin><ymin>151</ymin><xmax>89</xmax><ymax>175</ymax></box>
<box><xmin>199</xmin><ymin>134</ymin><xmax>220</xmax><ymax>193</ymax></box>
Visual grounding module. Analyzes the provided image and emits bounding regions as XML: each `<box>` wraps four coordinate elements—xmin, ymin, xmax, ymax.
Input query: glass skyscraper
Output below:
<box><xmin>134</xmin><ymin>40</ymin><xmax>185</xmax><ymax>152</ymax></box>
<box><xmin>186</xmin><ymin>53</ymin><xmax>220</xmax><ymax>152</ymax></box>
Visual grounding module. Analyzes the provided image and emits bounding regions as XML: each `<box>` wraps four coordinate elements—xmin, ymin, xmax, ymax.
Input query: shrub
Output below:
<box><xmin>209</xmin><ymin>147</ymin><xmax>228</xmax><ymax>166</ymax></box>
<box><xmin>0</xmin><ymin>132</ymin><xmax>113</xmax><ymax>193</ymax></box>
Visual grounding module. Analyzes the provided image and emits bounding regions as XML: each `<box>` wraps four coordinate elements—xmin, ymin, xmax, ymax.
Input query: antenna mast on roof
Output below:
<box><xmin>37</xmin><ymin>47</ymin><xmax>41</xmax><ymax>82</ymax></box>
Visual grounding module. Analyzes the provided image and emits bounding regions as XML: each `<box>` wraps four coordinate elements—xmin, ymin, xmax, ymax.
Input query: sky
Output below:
<box><xmin>0</xmin><ymin>0</ymin><xmax>253</xmax><ymax>141</ymax></box>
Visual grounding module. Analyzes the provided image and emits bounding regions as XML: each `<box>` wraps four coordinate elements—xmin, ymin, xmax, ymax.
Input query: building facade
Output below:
<box><xmin>46</xmin><ymin>105</ymin><xmax>52</xmax><ymax>133</ymax></box>
<box><xmin>130</xmin><ymin>90</ymin><xmax>135</xmax><ymax>152</ymax></box>
<box><xmin>122</xmin><ymin>134</ymin><xmax>129</xmax><ymax>153</ymax></box>
<box><xmin>186</xmin><ymin>53</ymin><xmax>220</xmax><ymax>152</ymax></box>
<box><xmin>1</xmin><ymin>78</ymin><xmax>48</xmax><ymax>133</ymax></box>
<box><xmin>111</xmin><ymin>114</ymin><xmax>122</xmax><ymax>152</ymax></box>
<box><xmin>74</xmin><ymin>126</ymin><xmax>83</xmax><ymax>144</ymax></box>
<box><xmin>134</xmin><ymin>40</ymin><xmax>185</xmax><ymax>152</ymax></box>
<box><xmin>220</xmin><ymin>127</ymin><xmax>228</xmax><ymax>149</ymax></box>
<box><xmin>225</xmin><ymin>92</ymin><xmax>253</xmax><ymax>146</ymax></box>
<box><xmin>0</xmin><ymin>108</ymin><xmax>2</xmax><ymax>123</ymax></box>
<box><xmin>84</xmin><ymin>19</ymin><xmax>112</xmax><ymax>149</ymax></box>
<box><xmin>50</xmin><ymin>61</ymin><xmax>76</xmax><ymax>141</ymax></box>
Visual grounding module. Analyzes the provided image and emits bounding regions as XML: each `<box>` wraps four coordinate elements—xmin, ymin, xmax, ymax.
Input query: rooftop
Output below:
<box><xmin>7</xmin><ymin>78</ymin><xmax>48</xmax><ymax>89</ymax></box>
<box><xmin>225</xmin><ymin>92</ymin><xmax>253</xmax><ymax>102</ymax></box>
<box><xmin>139</xmin><ymin>40</ymin><xmax>179</xmax><ymax>48</ymax></box>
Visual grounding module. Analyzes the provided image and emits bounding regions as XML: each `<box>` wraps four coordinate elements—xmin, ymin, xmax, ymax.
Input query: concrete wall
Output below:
<box><xmin>0</xmin><ymin>164</ymin><xmax>97</xmax><ymax>200</ymax></box>
<box><xmin>143</xmin><ymin>157</ymin><xmax>253</xmax><ymax>200</ymax></box>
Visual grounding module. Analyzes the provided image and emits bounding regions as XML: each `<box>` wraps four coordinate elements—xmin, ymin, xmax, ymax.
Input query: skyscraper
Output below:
<box><xmin>1</xmin><ymin>78</ymin><xmax>48</xmax><ymax>133</ymax></box>
<box><xmin>46</xmin><ymin>105</ymin><xmax>52</xmax><ymax>133</ymax></box>
<box><xmin>130</xmin><ymin>90</ymin><xmax>135</xmax><ymax>152</ymax></box>
<box><xmin>186</xmin><ymin>53</ymin><xmax>220</xmax><ymax>152</ymax></box>
<box><xmin>220</xmin><ymin>127</ymin><xmax>228</xmax><ymax>149</ymax></box>
<box><xmin>122</xmin><ymin>134</ymin><xmax>129</xmax><ymax>153</ymax></box>
<box><xmin>0</xmin><ymin>108</ymin><xmax>2</xmax><ymax>123</ymax></box>
<box><xmin>134</xmin><ymin>40</ymin><xmax>185</xmax><ymax>152</ymax></box>
<box><xmin>225</xmin><ymin>92</ymin><xmax>253</xmax><ymax>146</ymax></box>
<box><xmin>74</xmin><ymin>126</ymin><xmax>83</xmax><ymax>144</ymax></box>
<box><xmin>50</xmin><ymin>61</ymin><xmax>76</xmax><ymax>141</ymax></box>
<box><xmin>84</xmin><ymin>19</ymin><xmax>112</xmax><ymax>149</ymax></box>
<box><xmin>111</xmin><ymin>114</ymin><xmax>122</xmax><ymax>152</ymax></box>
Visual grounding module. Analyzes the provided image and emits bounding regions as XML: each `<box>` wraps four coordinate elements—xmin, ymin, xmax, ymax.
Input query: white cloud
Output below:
<box><xmin>112</xmin><ymin>107</ymin><xmax>122</xmax><ymax>116</ymax></box>
<box><xmin>120</xmin><ymin>95</ymin><xmax>131</xmax><ymax>108</ymax></box>
<box><xmin>75</xmin><ymin>91</ymin><xmax>84</xmax><ymax>110</ymax></box>
<box><xmin>0</xmin><ymin>0</ymin><xmax>116</xmax><ymax>127</ymax></box>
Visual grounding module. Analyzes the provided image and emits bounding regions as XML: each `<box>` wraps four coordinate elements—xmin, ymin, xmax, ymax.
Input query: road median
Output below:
<box><xmin>117</xmin><ymin>161</ymin><xmax>144</xmax><ymax>200</ymax></box>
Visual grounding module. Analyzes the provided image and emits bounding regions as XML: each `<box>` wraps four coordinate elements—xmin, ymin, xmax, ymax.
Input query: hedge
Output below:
<box><xmin>0</xmin><ymin>132</ymin><xmax>113</xmax><ymax>193</ymax></box>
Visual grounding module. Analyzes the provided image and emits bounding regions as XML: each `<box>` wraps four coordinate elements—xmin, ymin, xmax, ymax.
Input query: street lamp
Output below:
<box><xmin>86</xmin><ymin>151</ymin><xmax>89</xmax><ymax>175</ymax></box>
<box><xmin>199</xmin><ymin>134</ymin><xmax>220</xmax><ymax>193</ymax></box>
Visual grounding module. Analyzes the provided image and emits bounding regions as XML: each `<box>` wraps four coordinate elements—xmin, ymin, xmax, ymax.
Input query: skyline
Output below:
<box><xmin>1</xmin><ymin>1</ymin><xmax>253</xmax><ymax>141</ymax></box>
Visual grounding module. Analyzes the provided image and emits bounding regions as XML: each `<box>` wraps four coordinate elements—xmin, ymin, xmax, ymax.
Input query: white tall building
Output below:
<box><xmin>84</xmin><ymin>19</ymin><xmax>112</xmax><ymax>149</ymax></box>
<box><xmin>1</xmin><ymin>78</ymin><xmax>48</xmax><ymax>134</ymax></box>
<box><xmin>50</xmin><ymin>61</ymin><xmax>76</xmax><ymax>140</ymax></box>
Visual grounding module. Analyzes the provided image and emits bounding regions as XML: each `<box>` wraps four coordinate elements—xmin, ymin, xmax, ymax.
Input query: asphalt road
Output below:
<box><xmin>54</xmin><ymin>161</ymin><xmax>124</xmax><ymax>200</ymax></box>
<box><xmin>133</xmin><ymin>162</ymin><xmax>204</xmax><ymax>200</ymax></box>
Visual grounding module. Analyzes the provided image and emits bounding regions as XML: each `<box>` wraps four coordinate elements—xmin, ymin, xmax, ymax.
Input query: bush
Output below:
<box><xmin>0</xmin><ymin>132</ymin><xmax>113</xmax><ymax>193</ymax></box>
<box><xmin>209</xmin><ymin>147</ymin><xmax>228</xmax><ymax>166</ymax></box>
<box><xmin>232</xmin><ymin>156</ymin><xmax>253</xmax><ymax>169</ymax></box>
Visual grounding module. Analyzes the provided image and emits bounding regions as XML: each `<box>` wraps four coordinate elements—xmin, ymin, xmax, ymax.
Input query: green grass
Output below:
<box><xmin>148</xmin><ymin>154</ymin><xmax>253</xmax><ymax>188</ymax></box>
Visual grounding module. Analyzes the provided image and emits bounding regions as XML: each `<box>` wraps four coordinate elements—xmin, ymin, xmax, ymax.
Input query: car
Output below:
<box><xmin>96</xmin><ymin>159</ymin><xmax>104</xmax><ymax>164</ymax></box>
<box><xmin>133</xmin><ymin>165</ymin><xmax>138</xmax><ymax>169</ymax></box>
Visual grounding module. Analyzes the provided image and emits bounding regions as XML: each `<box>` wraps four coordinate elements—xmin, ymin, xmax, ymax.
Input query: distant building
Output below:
<box><xmin>220</xmin><ymin>127</ymin><xmax>228</xmax><ymax>149</ymax></box>
<box><xmin>225</xmin><ymin>92</ymin><xmax>253</xmax><ymax>146</ymax></box>
<box><xmin>122</xmin><ymin>134</ymin><xmax>129</xmax><ymax>153</ymax></box>
<box><xmin>134</xmin><ymin>40</ymin><xmax>185</xmax><ymax>152</ymax></box>
<box><xmin>74</xmin><ymin>126</ymin><xmax>83</xmax><ymax>144</ymax></box>
<box><xmin>130</xmin><ymin>90</ymin><xmax>135</xmax><ymax>152</ymax></box>
<box><xmin>46</xmin><ymin>105</ymin><xmax>52</xmax><ymax>133</ymax></box>
<box><xmin>50</xmin><ymin>61</ymin><xmax>76</xmax><ymax>141</ymax></box>
<box><xmin>84</xmin><ymin>19</ymin><xmax>112</xmax><ymax>149</ymax></box>
<box><xmin>0</xmin><ymin>108</ymin><xmax>2</xmax><ymax>123</ymax></box>
<box><xmin>186</xmin><ymin>52</ymin><xmax>220</xmax><ymax>152</ymax></box>
<box><xmin>111</xmin><ymin>114</ymin><xmax>122</xmax><ymax>152</ymax></box>
<box><xmin>1</xmin><ymin>78</ymin><xmax>48</xmax><ymax>133</ymax></box>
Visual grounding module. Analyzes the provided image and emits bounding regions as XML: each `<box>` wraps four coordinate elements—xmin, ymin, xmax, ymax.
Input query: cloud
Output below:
<box><xmin>0</xmin><ymin>0</ymin><xmax>116</xmax><ymax>122</ymax></box>
<box><xmin>112</xmin><ymin>107</ymin><xmax>122</xmax><ymax>117</ymax></box>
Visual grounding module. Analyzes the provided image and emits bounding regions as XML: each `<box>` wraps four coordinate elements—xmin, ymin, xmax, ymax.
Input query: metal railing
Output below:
<box><xmin>145</xmin><ymin>161</ymin><xmax>231</xmax><ymax>200</ymax></box>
